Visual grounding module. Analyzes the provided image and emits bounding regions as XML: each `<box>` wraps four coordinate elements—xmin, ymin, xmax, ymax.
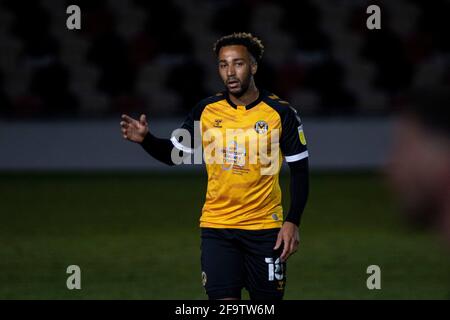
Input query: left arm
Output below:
<box><xmin>273</xmin><ymin>105</ymin><xmax>310</xmax><ymax>262</ymax></box>
<box><xmin>285</xmin><ymin>157</ymin><xmax>309</xmax><ymax>226</ymax></box>
<box><xmin>274</xmin><ymin>158</ymin><xmax>309</xmax><ymax>262</ymax></box>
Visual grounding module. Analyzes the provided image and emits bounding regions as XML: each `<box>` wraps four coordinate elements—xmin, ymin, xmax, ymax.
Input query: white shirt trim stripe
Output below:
<box><xmin>285</xmin><ymin>151</ymin><xmax>309</xmax><ymax>162</ymax></box>
<box><xmin>170</xmin><ymin>136</ymin><xmax>194</xmax><ymax>154</ymax></box>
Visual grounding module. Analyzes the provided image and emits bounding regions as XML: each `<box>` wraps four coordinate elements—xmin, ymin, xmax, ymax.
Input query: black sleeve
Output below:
<box><xmin>140</xmin><ymin>102</ymin><xmax>204</xmax><ymax>166</ymax></box>
<box><xmin>140</xmin><ymin>131</ymin><xmax>176</xmax><ymax>166</ymax></box>
<box><xmin>169</xmin><ymin>102</ymin><xmax>204</xmax><ymax>154</ymax></box>
<box><xmin>285</xmin><ymin>157</ymin><xmax>309</xmax><ymax>226</ymax></box>
<box><xmin>280</xmin><ymin>106</ymin><xmax>308</xmax><ymax>163</ymax></box>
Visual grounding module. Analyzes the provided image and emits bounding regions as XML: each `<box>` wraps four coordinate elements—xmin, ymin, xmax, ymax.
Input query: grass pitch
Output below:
<box><xmin>1</xmin><ymin>172</ymin><xmax>449</xmax><ymax>299</ymax></box>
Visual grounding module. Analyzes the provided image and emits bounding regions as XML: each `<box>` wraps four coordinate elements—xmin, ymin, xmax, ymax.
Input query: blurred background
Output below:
<box><xmin>1</xmin><ymin>0</ymin><xmax>449</xmax><ymax>119</ymax></box>
<box><xmin>0</xmin><ymin>0</ymin><xmax>449</xmax><ymax>299</ymax></box>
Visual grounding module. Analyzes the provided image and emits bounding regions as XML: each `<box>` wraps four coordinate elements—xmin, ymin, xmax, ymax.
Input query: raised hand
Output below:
<box><xmin>120</xmin><ymin>114</ymin><xmax>149</xmax><ymax>143</ymax></box>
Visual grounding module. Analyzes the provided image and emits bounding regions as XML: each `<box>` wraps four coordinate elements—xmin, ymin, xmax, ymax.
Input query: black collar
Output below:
<box><xmin>225</xmin><ymin>89</ymin><xmax>266</xmax><ymax>110</ymax></box>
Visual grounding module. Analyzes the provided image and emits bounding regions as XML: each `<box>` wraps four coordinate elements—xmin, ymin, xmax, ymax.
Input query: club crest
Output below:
<box><xmin>254</xmin><ymin>120</ymin><xmax>268</xmax><ymax>134</ymax></box>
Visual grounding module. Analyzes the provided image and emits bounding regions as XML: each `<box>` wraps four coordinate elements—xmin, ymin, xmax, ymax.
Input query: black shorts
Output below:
<box><xmin>200</xmin><ymin>227</ymin><xmax>286</xmax><ymax>300</ymax></box>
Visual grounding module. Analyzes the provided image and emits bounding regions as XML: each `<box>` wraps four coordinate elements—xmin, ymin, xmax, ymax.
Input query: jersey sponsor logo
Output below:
<box><xmin>221</xmin><ymin>140</ymin><xmax>249</xmax><ymax>174</ymax></box>
<box><xmin>213</xmin><ymin>119</ymin><xmax>222</xmax><ymax>128</ymax></box>
<box><xmin>255</xmin><ymin>120</ymin><xmax>269</xmax><ymax>134</ymax></box>
<box><xmin>194</xmin><ymin>125</ymin><xmax>280</xmax><ymax>175</ymax></box>
<box><xmin>298</xmin><ymin>125</ymin><xmax>307</xmax><ymax>145</ymax></box>
<box><xmin>223</xmin><ymin>140</ymin><xmax>246</xmax><ymax>166</ymax></box>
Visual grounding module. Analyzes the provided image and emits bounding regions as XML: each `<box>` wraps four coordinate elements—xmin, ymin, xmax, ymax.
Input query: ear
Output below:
<box><xmin>251</xmin><ymin>62</ymin><xmax>258</xmax><ymax>76</ymax></box>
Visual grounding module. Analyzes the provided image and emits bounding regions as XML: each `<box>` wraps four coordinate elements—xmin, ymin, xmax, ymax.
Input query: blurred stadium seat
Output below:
<box><xmin>0</xmin><ymin>0</ymin><xmax>449</xmax><ymax>119</ymax></box>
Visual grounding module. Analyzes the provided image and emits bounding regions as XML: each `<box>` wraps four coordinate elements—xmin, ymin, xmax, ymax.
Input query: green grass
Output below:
<box><xmin>0</xmin><ymin>172</ymin><xmax>449</xmax><ymax>299</ymax></box>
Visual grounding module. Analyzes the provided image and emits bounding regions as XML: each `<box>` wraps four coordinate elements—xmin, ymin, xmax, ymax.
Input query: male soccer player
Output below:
<box><xmin>387</xmin><ymin>86</ymin><xmax>450</xmax><ymax>247</ymax></box>
<box><xmin>120</xmin><ymin>33</ymin><xmax>309</xmax><ymax>300</ymax></box>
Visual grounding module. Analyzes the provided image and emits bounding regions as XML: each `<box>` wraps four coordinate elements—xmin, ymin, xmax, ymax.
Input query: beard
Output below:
<box><xmin>226</xmin><ymin>77</ymin><xmax>251</xmax><ymax>98</ymax></box>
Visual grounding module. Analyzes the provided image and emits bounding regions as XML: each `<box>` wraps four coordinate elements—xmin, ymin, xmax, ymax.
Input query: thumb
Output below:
<box><xmin>274</xmin><ymin>232</ymin><xmax>283</xmax><ymax>250</ymax></box>
<box><xmin>139</xmin><ymin>114</ymin><xmax>147</xmax><ymax>126</ymax></box>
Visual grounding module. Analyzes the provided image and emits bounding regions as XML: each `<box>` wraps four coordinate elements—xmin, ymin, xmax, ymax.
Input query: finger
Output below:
<box><xmin>280</xmin><ymin>238</ymin><xmax>292</xmax><ymax>262</ymax></box>
<box><xmin>121</xmin><ymin>114</ymin><xmax>135</xmax><ymax>124</ymax></box>
<box><xmin>121</xmin><ymin>128</ymin><xmax>127</xmax><ymax>134</ymax></box>
<box><xmin>120</xmin><ymin>121</ymin><xmax>129</xmax><ymax>128</ymax></box>
<box><xmin>293</xmin><ymin>238</ymin><xmax>300</xmax><ymax>251</ymax></box>
<box><xmin>273</xmin><ymin>233</ymin><xmax>283</xmax><ymax>250</ymax></box>
<box><xmin>123</xmin><ymin>134</ymin><xmax>128</xmax><ymax>139</ymax></box>
<box><xmin>289</xmin><ymin>240</ymin><xmax>297</xmax><ymax>256</ymax></box>
<box><xmin>139</xmin><ymin>114</ymin><xmax>147</xmax><ymax>126</ymax></box>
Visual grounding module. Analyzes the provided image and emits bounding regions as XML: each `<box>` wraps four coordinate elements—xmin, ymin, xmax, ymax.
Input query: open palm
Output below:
<box><xmin>120</xmin><ymin>114</ymin><xmax>149</xmax><ymax>143</ymax></box>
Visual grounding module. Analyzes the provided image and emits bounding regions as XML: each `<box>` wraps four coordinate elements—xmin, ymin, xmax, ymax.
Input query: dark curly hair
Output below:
<box><xmin>213</xmin><ymin>32</ymin><xmax>265</xmax><ymax>63</ymax></box>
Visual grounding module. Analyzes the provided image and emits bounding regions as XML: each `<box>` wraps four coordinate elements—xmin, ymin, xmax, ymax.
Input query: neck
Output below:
<box><xmin>228</xmin><ymin>80</ymin><xmax>259</xmax><ymax>106</ymax></box>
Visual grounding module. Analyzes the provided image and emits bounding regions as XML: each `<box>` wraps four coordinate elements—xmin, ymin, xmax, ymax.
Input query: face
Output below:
<box><xmin>386</xmin><ymin>116</ymin><xmax>450</xmax><ymax>228</ymax></box>
<box><xmin>217</xmin><ymin>45</ymin><xmax>257</xmax><ymax>97</ymax></box>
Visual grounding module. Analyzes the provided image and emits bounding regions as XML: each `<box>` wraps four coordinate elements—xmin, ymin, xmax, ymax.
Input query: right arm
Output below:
<box><xmin>121</xmin><ymin>99</ymin><xmax>204</xmax><ymax>166</ymax></box>
<box><xmin>120</xmin><ymin>114</ymin><xmax>177</xmax><ymax>166</ymax></box>
<box><xmin>140</xmin><ymin>131</ymin><xmax>176</xmax><ymax>166</ymax></box>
